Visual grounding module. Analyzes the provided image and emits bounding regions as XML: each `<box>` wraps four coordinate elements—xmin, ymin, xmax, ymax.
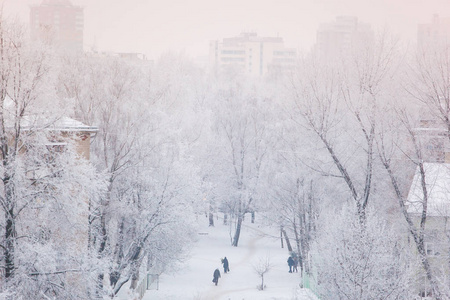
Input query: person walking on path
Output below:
<box><xmin>212</xmin><ymin>268</ymin><xmax>221</xmax><ymax>286</ymax></box>
<box><xmin>222</xmin><ymin>257</ymin><xmax>230</xmax><ymax>273</ymax></box>
<box><xmin>287</xmin><ymin>256</ymin><xmax>294</xmax><ymax>273</ymax></box>
<box><xmin>293</xmin><ymin>256</ymin><xmax>298</xmax><ymax>273</ymax></box>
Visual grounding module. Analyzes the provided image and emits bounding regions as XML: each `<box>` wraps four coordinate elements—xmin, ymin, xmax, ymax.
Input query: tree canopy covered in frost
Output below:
<box><xmin>1</xmin><ymin>15</ymin><xmax>450</xmax><ymax>300</ymax></box>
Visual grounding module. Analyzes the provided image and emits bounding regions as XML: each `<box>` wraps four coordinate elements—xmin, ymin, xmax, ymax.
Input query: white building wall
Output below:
<box><xmin>209</xmin><ymin>32</ymin><xmax>296</xmax><ymax>76</ymax></box>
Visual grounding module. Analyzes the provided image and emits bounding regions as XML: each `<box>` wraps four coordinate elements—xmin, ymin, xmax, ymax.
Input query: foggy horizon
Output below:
<box><xmin>2</xmin><ymin>1</ymin><xmax>450</xmax><ymax>299</ymax></box>
<box><xmin>2</xmin><ymin>0</ymin><xmax>449</xmax><ymax>59</ymax></box>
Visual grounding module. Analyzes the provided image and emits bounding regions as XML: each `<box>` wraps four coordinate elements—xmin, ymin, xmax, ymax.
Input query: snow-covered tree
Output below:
<box><xmin>252</xmin><ymin>255</ymin><xmax>272</xmax><ymax>291</ymax></box>
<box><xmin>58</xmin><ymin>53</ymin><xmax>203</xmax><ymax>297</ymax></box>
<box><xmin>210</xmin><ymin>76</ymin><xmax>274</xmax><ymax>247</ymax></box>
<box><xmin>312</xmin><ymin>206</ymin><xmax>413</xmax><ymax>299</ymax></box>
<box><xmin>287</xmin><ymin>31</ymin><xmax>399</xmax><ymax>225</ymax></box>
<box><xmin>269</xmin><ymin>172</ymin><xmax>319</xmax><ymax>277</ymax></box>
<box><xmin>283</xmin><ymin>32</ymin><xmax>414</xmax><ymax>298</ymax></box>
<box><xmin>0</xmin><ymin>18</ymin><xmax>106</xmax><ymax>299</ymax></box>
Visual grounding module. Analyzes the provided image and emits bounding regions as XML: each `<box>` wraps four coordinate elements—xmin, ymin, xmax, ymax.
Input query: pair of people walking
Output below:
<box><xmin>212</xmin><ymin>256</ymin><xmax>230</xmax><ymax>285</ymax></box>
<box><xmin>287</xmin><ymin>254</ymin><xmax>298</xmax><ymax>273</ymax></box>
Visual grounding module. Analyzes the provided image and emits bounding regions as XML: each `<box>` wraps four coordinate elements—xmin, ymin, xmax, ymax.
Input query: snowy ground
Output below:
<box><xmin>139</xmin><ymin>215</ymin><xmax>319</xmax><ymax>300</ymax></box>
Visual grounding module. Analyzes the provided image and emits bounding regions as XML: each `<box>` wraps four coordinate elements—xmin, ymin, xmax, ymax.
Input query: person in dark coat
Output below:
<box><xmin>222</xmin><ymin>257</ymin><xmax>230</xmax><ymax>273</ymax></box>
<box><xmin>293</xmin><ymin>256</ymin><xmax>298</xmax><ymax>273</ymax></box>
<box><xmin>287</xmin><ymin>256</ymin><xmax>294</xmax><ymax>273</ymax></box>
<box><xmin>212</xmin><ymin>268</ymin><xmax>221</xmax><ymax>285</ymax></box>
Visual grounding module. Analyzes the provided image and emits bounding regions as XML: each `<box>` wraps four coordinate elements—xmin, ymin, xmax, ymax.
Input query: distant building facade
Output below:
<box><xmin>209</xmin><ymin>32</ymin><xmax>297</xmax><ymax>76</ymax></box>
<box><xmin>414</xmin><ymin>118</ymin><xmax>450</xmax><ymax>164</ymax></box>
<box><xmin>84</xmin><ymin>51</ymin><xmax>154</xmax><ymax>69</ymax></box>
<box><xmin>418</xmin><ymin>14</ymin><xmax>450</xmax><ymax>50</ymax></box>
<box><xmin>314</xmin><ymin>16</ymin><xmax>373</xmax><ymax>61</ymax></box>
<box><xmin>30</xmin><ymin>0</ymin><xmax>84</xmax><ymax>52</ymax></box>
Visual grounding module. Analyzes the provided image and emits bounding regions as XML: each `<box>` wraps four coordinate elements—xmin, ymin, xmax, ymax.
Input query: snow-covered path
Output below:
<box><xmin>141</xmin><ymin>216</ymin><xmax>319</xmax><ymax>300</ymax></box>
<box><xmin>202</xmin><ymin>225</ymin><xmax>264</xmax><ymax>299</ymax></box>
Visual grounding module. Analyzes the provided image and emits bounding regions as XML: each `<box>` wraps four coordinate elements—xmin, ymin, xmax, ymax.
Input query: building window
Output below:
<box><xmin>221</xmin><ymin>50</ymin><xmax>245</xmax><ymax>55</ymax></box>
<box><xmin>425</xmin><ymin>242</ymin><xmax>440</xmax><ymax>256</ymax></box>
<box><xmin>221</xmin><ymin>57</ymin><xmax>245</xmax><ymax>62</ymax></box>
<box><xmin>419</xmin><ymin>276</ymin><xmax>434</xmax><ymax>298</ymax></box>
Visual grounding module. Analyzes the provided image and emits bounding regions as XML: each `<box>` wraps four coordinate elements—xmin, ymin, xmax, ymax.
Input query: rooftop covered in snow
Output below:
<box><xmin>407</xmin><ymin>163</ymin><xmax>450</xmax><ymax>217</ymax></box>
<box><xmin>21</xmin><ymin>116</ymin><xmax>98</xmax><ymax>133</ymax></box>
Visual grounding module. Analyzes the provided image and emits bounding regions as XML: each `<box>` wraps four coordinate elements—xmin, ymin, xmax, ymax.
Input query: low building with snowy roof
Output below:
<box><xmin>407</xmin><ymin>162</ymin><xmax>450</xmax><ymax>298</ymax></box>
<box><xmin>20</xmin><ymin>115</ymin><xmax>98</xmax><ymax>161</ymax></box>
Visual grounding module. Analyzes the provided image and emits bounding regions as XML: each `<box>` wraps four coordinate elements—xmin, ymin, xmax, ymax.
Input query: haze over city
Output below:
<box><xmin>2</xmin><ymin>0</ymin><xmax>449</xmax><ymax>59</ymax></box>
<box><xmin>3</xmin><ymin>0</ymin><xmax>450</xmax><ymax>299</ymax></box>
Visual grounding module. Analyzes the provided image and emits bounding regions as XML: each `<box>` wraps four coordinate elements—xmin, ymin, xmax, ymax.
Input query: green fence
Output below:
<box><xmin>301</xmin><ymin>270</ymin><xmax>320</xmax><ymax>299</ymax></box>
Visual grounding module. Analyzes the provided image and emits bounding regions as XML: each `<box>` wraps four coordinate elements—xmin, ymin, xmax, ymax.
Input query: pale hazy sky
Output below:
<box><xmin>2</xmin><ymin>0</ymin><xmax>449</xmax><ymax>59</ymax></box>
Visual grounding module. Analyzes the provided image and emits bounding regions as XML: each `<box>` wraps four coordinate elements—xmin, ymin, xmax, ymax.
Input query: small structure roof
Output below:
<box><xmin>2</xmin><ymin>95</ymin><xmax>96</xmax><ymax>132</ymax></box>
<box><xmin>20</xmin><ymin>115</ymin><xmax>97</xmax><ymax>133</ymax></box>
<box><xmin>407</xmin><ymin>163</ymin><xmax>450</xmax><ymax>216</ymax></box>
<box><xmin>48</xmin><ymin>116</ymin><xmax>98</xmax><ymax>132</ymax></box>
<box><xmin>41</xmin><ymin>0</ymin><xmax>73</xmax><ymax>5</ymax></box>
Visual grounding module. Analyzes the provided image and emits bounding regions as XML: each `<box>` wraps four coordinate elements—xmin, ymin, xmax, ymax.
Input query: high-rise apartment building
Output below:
<box><xmin>315</xmin><ymin>16</ymin><xmax>373</xmax><ymax>60</ymax></box>
<box><xmin>209</xmin><ymin>32</ymin><xmax>297</xmax><ymax>76</ymax></box>
<box><xmin>30</xmin><ymin>0</ymin><xmax>84</xmax><ymax>52</ymax></box>
<box><xmin>418</xmin><ymin>14</ymin><xmax>450</xmax><ymax>49</ymax></box>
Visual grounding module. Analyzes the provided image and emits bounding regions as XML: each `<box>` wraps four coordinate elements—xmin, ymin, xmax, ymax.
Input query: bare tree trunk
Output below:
<box><xmin>112</xmin><ymin>276</ymin><xmax>130</xmax><ymax>297</ymax></box>
<box><xmin>208</xmin><ymin>202</ymin><xmax>214</xmax><ymax>227</ymax></box>
<box><xmin>96</xmin><ymin>211</ymin><xmax>108</xmax><ymax>296</ymax></box>
<box><xmin>280</xmin><ymin>226</ymin><xmax>284</xmax><ymax>249</ymax></box>
<box><xmin>232</xmin><ymin>215</ymin><xmax>243</xmax><ymax>247</ymax></box>
<box><xmin>5</xmin><ymin>207</ymin><xmax>15</xmax><ymax>279</ymax></box>
<box><xmin>293</xmin><ymin>220</ymin><xmax>303</xmax><ymax>273</ymax></box>
<box><xmin>4</xmin><ymin>173</ymin><xmax>15</xmax><ymax>280</ymax></box>
<box><xmin>113</xmin><ymin>219</ymin><xmax>125</xmax><ymax>263</ymax></box>
<box><xmin>96</xmin><ymin>180</ymin><xmax>113</xmax><ymax>297</ymax></box>
<box><xmin>110</xmin><ymin>218</ymin><xmax>125</xmax><ymax>287</ymax></box>
<box><xmin>304</xmin><ymin>181</ymin><xmax>315</xmax><ymax>274</ymax></box>
<box><xmin>281</xmin><ymin>228</ymin><xmax>293</xmax><ymax>252</ymax></box>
